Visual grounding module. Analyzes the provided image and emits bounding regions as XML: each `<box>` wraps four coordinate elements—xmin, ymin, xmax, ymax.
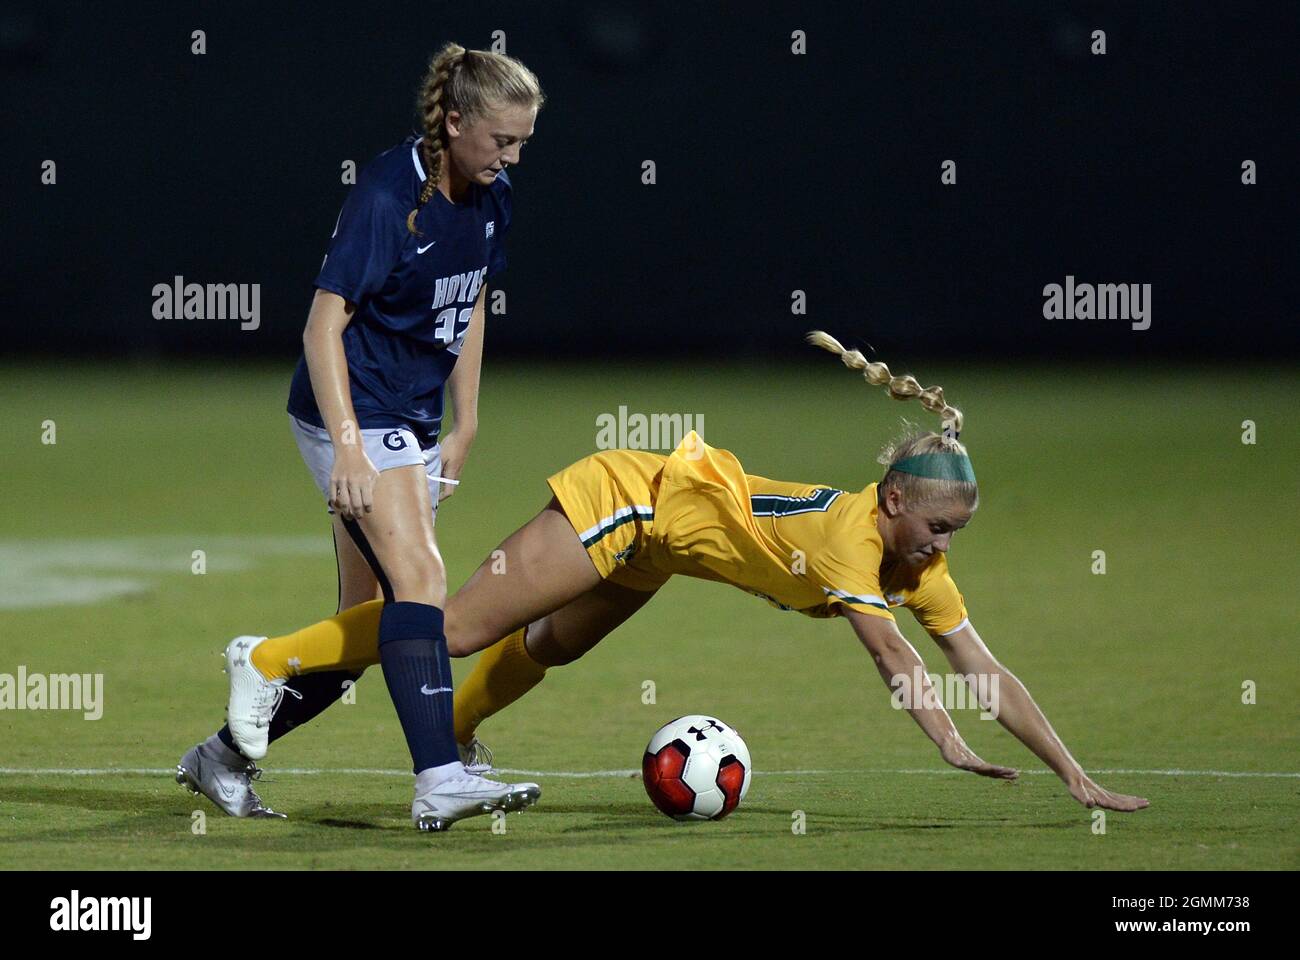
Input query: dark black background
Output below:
<box><xmin>3</xmin><ymin>1</ymin><xmax>1295</xmax><ymax>359</ymax></box>
<box><xmin>9</xmin><ymin>870</ymin><xmax>1286</xmax><ymax>941</ymax></box>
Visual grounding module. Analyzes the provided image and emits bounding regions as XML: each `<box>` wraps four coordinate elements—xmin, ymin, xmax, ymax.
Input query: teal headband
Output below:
<box><xmin>890</xmin><ymin>453</ymin><xmax>977</xmax><ymax>484</ymax></box>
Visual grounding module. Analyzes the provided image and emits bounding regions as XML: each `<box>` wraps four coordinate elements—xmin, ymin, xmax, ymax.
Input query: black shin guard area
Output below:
<box><xmin>267</xmin><ymin>670</ymin><xmax>363</xmax><ymax>744</ymax></box>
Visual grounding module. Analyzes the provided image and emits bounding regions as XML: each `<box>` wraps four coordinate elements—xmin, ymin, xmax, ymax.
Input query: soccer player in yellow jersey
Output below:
<box><xmin>211</xmin><ymin>331</ymin><xmax>1148</xmax><ymax>816</ymax></box>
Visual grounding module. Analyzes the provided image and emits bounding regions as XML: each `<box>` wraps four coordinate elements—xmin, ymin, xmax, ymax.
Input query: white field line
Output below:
<box><xmin>0</xmin><ymin>767</ymin><xmax>1296</xmax><ymax>779</ymax></box>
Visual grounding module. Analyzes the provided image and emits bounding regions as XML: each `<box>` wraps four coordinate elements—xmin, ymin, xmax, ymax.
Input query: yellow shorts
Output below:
<box><xmin>547</xmin><ymin>449</ymin><xmax>672</xmax><ymax>592</ymax></box>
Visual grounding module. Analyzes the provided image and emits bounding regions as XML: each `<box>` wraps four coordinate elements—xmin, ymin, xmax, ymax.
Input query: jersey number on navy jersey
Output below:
<box><xmin>434</xmin><ymin>306</ymin><xmax>473</xmax><ymax>355</ymax></box>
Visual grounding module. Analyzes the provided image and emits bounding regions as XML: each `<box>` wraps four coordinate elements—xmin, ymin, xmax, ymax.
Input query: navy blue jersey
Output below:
<box><xmin>287</xmin><ymin>134</ymin><xmax>511</xmax><ymax>448</ymax></box>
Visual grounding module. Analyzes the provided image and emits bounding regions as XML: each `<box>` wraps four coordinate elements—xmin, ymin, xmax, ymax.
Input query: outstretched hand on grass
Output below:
<box><xmin>939</xmin><ymin>735</ymin><xmax>1019</xmax><ymax>780</ymax></box>
<box><xmin>1068</xmin><ymin>775</ymin><xmax>1150</xmax><ymax>812</ymax></box>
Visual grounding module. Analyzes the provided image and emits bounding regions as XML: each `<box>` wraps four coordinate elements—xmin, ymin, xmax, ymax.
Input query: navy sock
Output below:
<box><xmin>378</xmin><ymin>601</ymin><xmax>459</xmax><ymax>774</ymax></box>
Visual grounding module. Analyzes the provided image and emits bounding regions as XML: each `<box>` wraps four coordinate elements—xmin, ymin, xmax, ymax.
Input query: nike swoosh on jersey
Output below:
<box><xmin>420</xmin><ymin>684</ymin><xmax>453</xmax><ymax>695</ymax></box>
<box><xmin>417</xmin><ymin>242</ymin><xmax>437</xmax><ymax>254</ymax></box>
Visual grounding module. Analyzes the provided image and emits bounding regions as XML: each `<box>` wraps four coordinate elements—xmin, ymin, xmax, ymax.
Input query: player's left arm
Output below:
<box><xmin>440</xmin><ymin>284</ymin><xmax>487</xmax><ymax>501</ymax></box>
<box><xmin>844</xmin><ymin>608</ymin><xmax>1017</xmax><ymax>781</ymax></box>
<box><xmin>932</xmin><ymin>622</ymin><xmax>1150</xmax><ymax>812</ymax></box>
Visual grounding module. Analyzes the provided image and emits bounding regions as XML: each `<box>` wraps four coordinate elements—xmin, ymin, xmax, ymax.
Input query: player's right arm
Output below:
<box><xmin>303</xmin><ymin>163</ymin><xmax>409</xmax><ymax>520</ymax></box>
<box><xmin>932</xmin><ymin>622</ymin><xmax>1149</xmax><ymax>812</ymax></box>
<box><xmin>844</xmin><ymin>607</ymin><xmax>1018</xmax><ymax>781</ymax></box>
<box><xmin>302</xmin><ymin>289</ymin><xmax>378</xmax><ymax>519</ymax></box>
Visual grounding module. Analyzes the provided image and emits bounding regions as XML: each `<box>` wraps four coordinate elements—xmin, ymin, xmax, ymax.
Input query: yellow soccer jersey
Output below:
<box><xmin>647</xmin><ymin>432</ymin><xmax>969</xmax><ymax>635</ymax></box>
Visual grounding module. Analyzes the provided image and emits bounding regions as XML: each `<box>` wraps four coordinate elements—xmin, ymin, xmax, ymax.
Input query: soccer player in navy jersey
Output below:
<box><xmin>178</xmin><ymin>43</ymin><xmax>546</xmax><ymax>831</ymax></box>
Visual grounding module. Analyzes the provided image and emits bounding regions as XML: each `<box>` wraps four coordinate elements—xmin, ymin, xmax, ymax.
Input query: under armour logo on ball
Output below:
<box><xmin>687</xmin><ymin>720</ymin><xmax>723</xmax><ymax>741</ymax></box>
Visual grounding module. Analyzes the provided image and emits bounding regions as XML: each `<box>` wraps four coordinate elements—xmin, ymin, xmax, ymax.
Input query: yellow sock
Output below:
<box><xmin>453</xmin><ymin>627</ymin><xmax>548</xmax><ymax>745</ymax></box>
<box><xmin>251</xmin><ymin>600</ymin><xmax>384</xmax><ymax>680</ymax></box>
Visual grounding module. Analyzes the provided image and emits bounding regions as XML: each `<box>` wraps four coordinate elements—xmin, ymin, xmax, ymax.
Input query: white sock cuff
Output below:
<box><xmin>414</xmin><ymin>759</ymin><xmax>466</xmax><ymax>791</ymax></box>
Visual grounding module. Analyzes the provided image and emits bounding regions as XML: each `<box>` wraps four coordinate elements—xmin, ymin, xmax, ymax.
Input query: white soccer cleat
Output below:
<box><xmin>176</xmin><ymin>736</ymin><xmax>286</xmax><ymax>819</ymax></box>
<box><xmin>412</xmin><ymin>772</ymin><xmax>541</xmax><ymax>832</ymax></box>
<box><xmin>458</xmin><ymin>737</ymin><xmax>495</xmax><ymax>775</ymax></box>
<box><xmin>224</xmin><ymin>635</ymin><xmax>299</xmax><ymax>761</ymax></box>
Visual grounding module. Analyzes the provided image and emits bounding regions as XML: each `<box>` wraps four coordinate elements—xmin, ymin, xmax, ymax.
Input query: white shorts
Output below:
<box><xmin>289</xmin><ymin>415</ymin><xmax>443</xmax><ymax>521</ymax></box>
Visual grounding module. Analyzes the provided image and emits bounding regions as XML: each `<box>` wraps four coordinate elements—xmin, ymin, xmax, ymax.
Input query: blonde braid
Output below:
<box><xmin>805</xmin><ymin>330</ymin><xmax>963</xmax><ymax>437</ymax></box>
<box><xmin>407</xmin><ymin>43</ymin><xmax>467</xmax><ymax>235</ymax></box>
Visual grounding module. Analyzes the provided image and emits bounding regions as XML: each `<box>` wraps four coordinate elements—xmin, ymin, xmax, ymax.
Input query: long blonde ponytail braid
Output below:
<box><xmin>805</xmin><ymin>330</ymin><xmax>977</xmax><ymax>510</ymax></box>
<box><xmin>805</xmin><ymin>330</ymin><xmax>963</xmax><ymax>438</ymax></box>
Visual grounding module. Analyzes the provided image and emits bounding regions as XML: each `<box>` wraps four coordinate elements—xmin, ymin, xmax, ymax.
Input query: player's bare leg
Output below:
<box><xmin>524</xmin><ymin>579</ymin><xmax>658</xmax><ymax>666</ymax></box>
<box><xmin>346</xmin><ymin>464</ymin><xmax>539</xmax><ymax>829</ymax></box>
<box><xmin>344</xmin><ymin>463</ymin><xmax>446</xmax><ymax>605</ymax></box>
<box><xmin>444</xmin><ymin>496</ymin><xmax>604</xmax><ymax>656</ymax></box>
<box><xmin>333</xmin><ymin>513</ymin><xmax>383</xmax><ymax>610</ymax></box>
<box><xmin>451</xmin><ymin>545</ymin><xmax>657</xmax><ymax>753</ymax></box>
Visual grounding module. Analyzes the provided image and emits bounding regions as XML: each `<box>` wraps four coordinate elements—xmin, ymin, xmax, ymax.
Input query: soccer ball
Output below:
<box><xmin>642</xmin><ymin>715</ymin><xmax>752</xmax><ymax>820</ymax></box>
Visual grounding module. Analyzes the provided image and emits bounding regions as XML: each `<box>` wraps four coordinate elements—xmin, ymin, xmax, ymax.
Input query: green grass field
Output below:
<box><xmin>1</xmin><ymin>359</ymin><xmax>1297</xmax><ymax>870</ymax></box>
